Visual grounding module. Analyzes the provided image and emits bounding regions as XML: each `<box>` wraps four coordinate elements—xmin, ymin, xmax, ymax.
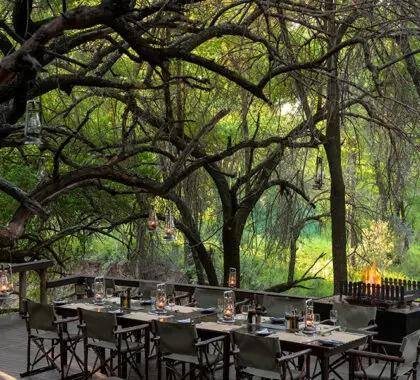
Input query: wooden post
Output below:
<box><xmin>19</xmin><ymin>271</ymin><xmax>27</xmax><ymax>312</ymax></box>
<box><xmin>38</xmin><ymin>269</ymin><xmax>47</xmax><ymax>304</ymax></box>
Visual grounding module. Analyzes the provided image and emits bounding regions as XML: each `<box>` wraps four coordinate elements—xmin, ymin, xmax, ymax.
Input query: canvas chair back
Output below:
<box><xmin>138</xmin><ymin>280</ymin><xmax>157</xmax><ymax>299</ymax></box>
<box><xmin>194</xmin><ymin>287</ymin><xmax>225</xmax><ymax>308</ymax></box>
<box><xmin>156</xmin><ymin>321</ymin><xmax>198</xmax><ymax>357</ymax></box>
<box><xmin>78</xmin><ymin>308</ymin><xmax>117</xmax><ymax>343</ymax></box>
<box><xmin>262</xmin><ymin>295</ymin><xmax>306</xmax><ymax>317</ymax></box>
<box><xmin>332</xmin><ymin>301</ymin><xmax>376</xmax><ymax>329</ymax></box>
<box><xmin>396</xmin><ymin>329</ymin><xmax>420</xmax><ymax>376</ymax></box>
<box><xmin>233</xmin><ymin>331</ymin><xmax>281</xmax><ymax>372</ymax></box>
<box><xmin>26</xmin><ymin>299</ymin><xmax>56</xmax><ymax>332</ymax></box>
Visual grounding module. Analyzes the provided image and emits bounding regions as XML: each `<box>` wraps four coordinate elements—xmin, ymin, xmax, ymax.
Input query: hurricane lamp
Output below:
<box><xmin>223</xmin><ymin>290</ymin><xmax>235</xmax><ymax>322</ymax></box>
<box><xmin>156</xmin><ymin>283</ymin><xmax>167</xmax><ymax>312</ymax></box>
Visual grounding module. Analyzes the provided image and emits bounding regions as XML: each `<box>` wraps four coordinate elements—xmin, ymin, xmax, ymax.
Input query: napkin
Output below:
<box><xmin>256</xmin><ymin>328</ymin><xmax>270</xmax><ymax>336</ymax></box>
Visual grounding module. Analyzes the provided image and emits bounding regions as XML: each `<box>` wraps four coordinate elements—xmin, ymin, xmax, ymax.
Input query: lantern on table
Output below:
<box><xmin>304</xmin><ymin>299</ymin><xmax>315</xmax><ymax>334</ymax></box>
<box><xmin>223</xmin><ymin>290</ymin><xmax>235</xmax><ymax>322</ymax></box>
<box><xmin>0</xmin><ymin>264</ymin><xmax>12</xmax><ymax>299</ymax></box>
<box><xmin>147</xmin><ymin>205</ymin><xmax>159</xmax><ymax>232</ymax></box>
<box><xmin>93</xmin><ymin>276</ymin><xmax>105</xmax><ymax>305</ymax></box>
<box><xmin>155</xmin><ymin>283</ymin><xmax>167</xmax><ymax>313</ymax></box>
<box><xmin>228</xmin><ymin>267</ymin><xmax>237</xmax><ymax>288</ymax></box>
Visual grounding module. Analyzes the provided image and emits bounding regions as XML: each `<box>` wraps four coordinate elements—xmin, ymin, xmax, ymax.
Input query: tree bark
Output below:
<box><xmin>324</xmin><ymin>0</ymin><xmax>347</xmax><ymax>294</ymax></box>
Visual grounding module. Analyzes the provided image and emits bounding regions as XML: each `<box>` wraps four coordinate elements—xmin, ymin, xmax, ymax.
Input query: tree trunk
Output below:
<box><xmin>324</xmin><ymin>0</ymin><xmax>347</xmax><ymax>294</ymax></box>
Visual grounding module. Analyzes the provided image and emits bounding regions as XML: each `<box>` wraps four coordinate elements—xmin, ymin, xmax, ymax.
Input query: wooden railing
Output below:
<box><xmin>1</xmin><ymin>260</ymin><xmax>53</xmax><ymax>311</ymax></box>
<box><xmin>46</xmin><ymin>274</ymin><xmax>310</xmax><ymax>304</ymax></box>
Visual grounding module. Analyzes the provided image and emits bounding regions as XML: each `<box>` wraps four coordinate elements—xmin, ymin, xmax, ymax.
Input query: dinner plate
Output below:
<box><xmin>318</xmin><ymin>339</ymin><xmax>341</xmax><ymax>346</ymax></box>
<box><xmin>256</xmin><ymin>328</ymin><xmax>271</xmax><ymax>336</ymax></box>
<box><xmin>270</xmin><ymin>317</ymin><xmax>285</xmax><ymax>324</ymax></box>
<box><xmin>198</xmin><ymin>307</ymin><xmax>217</xmax><ymax>313</ymax></box>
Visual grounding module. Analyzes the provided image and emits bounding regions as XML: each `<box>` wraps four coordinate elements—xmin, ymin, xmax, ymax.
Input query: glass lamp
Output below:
<box><xmin>228</xmin><ymin>267</ymin><xmax>237</xmax><ymax>288</ymax></box>
<box><xmin>304</xmin><ymin>299</ymin><xmax>315</xmax><ymax>334</ymax></box>
<box><xmin>0</xmin><ymin>264</ymin><xmax>12</xmax><ymax>299</ymax></box>
<box><xmin>313</xmin><ymin>155</ymin><xmax>324</xmax><ymax>190</ymax></box>
<box><xmin>223</xmin><ymin>290</ymin><xmax>235</xmax><ymax>322</ymax></box>
<box><xmin>162</xmin><ymin>207</ymin><xmax>175</xmax><ymax>242</ymax></box>
<box><xmin>93</xmin><ymin>276</ymin><xmax>105</xmax><ymax>305</ymax></box>
<box><xmin>25</xmin><ymin>100</ymin><xmax>43</xmax><ymax>145</ymax></box>
<box><xmin>155</xmin><ymin>283</ymin><xmax>167</xmax><ymax>313</ymax></box>
<box><xmin>146</xmin><ymin>205</ymin><xmax>159</xmax><ymax>232</ymax></box>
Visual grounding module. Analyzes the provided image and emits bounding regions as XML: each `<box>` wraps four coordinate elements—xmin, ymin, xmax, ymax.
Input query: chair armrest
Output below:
<box><xmin>54</xmin><ymin>316</ymin><xmax>79</xmax><ymax>325</ymax></box>
<box><xmin>346</xmin><ymin>328</ymin><xmax>378</xmax><ymax>337</ymax></box>
<box><xmin>372</xmin><ymin>339</ymin><xmax>401</xmax><ymax>348</ymax></box>
<box><xmin>277</xmin><ymin>349</ymin><xmax>311</xmax><ymax>364</ymax></box>
<box><xmin>196</xmin><ymin>335</ymin><xmax>226</xmax><ymax>348</ymax></box>
<box><xmin>347</xmin><ymin>349</ymin><xmax>405</xmax><ymax>363</ymax></box>
<box><xmin>116</xmin><ymin>324</ymin><xmax>149</xmax><ymax>335</ymax></box>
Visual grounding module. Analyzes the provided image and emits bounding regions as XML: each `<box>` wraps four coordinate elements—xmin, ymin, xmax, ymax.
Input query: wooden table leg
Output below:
<box><xmin>223</xmin><ymin>335</ymin><xmax>230</xmax><ymax>380</ymax></box>
<box><xmin>320</xmin><ymin>356</ymin><xmax>329</xmax><ymax>380</ymax></box>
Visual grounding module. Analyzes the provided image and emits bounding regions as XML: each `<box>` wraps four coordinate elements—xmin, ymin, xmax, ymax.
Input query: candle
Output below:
<box><xmin>224</xmin><ymin>309</ymin><xmax>232</xmax><ymax>317</ymax></box>
<box><xmin>158</xmin><ymin>301</ymin><xmax>165</xmax><ymax>308</ymax></box>
<box><xmin>1</xmin><ymin>284</ymin><xmax>6</xmax><ymax>292</ymax></box>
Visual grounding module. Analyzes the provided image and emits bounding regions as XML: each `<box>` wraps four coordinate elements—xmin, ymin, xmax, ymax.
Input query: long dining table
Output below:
<box><xmin>57</xmin><ymin>298</ymin><xmax>369</xmax><ymax>380</ymax></box>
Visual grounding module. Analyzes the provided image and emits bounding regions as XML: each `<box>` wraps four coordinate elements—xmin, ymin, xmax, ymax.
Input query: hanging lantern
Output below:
<box><xmin>0</xmin><ymin>264</ymin><xmax>12</xmax><ymax>299</ymax></box>
<box><xmin>146</xmin><ymin>205</ymin><xmax>159</xmax><ymax>232</ymax></box>
<box><xmin>223</xmin><ymin>290</ymin><xmax>235</xmax><ymax>322</ymax></box>
<box><xmin>24</xmin><ymin>100</ymin><xmax>43</xmax><ymax>145</ymax></box>
<box><xmin>93</xmin><ymin>276</ymin><xmax>105</xmax><ymax>305</ymax></box>
<box><xmin>313</xmin><ymin>155</ymin><xmax>324</xmax><ymax>190</ymax></box>
<box><xmin>163</xmin><ymin>207</ymin><xmax>175</xmax><ymax>242</ymax></box>
<box><xmin>155</xmin><ymin>283</ymin><xmax>167</xmax><ymax>313</ymax></box>
<box><xmin>228</xmin><ymin>267</ymin><xmax>237</xmax><ymax>288</ymax></box>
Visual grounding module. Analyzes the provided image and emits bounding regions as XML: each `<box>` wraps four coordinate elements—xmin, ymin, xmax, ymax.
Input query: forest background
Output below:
<box><xmin>0</xmin><ymin>0</ymin><xmax>418</xmax><ymax>298</ymax></box>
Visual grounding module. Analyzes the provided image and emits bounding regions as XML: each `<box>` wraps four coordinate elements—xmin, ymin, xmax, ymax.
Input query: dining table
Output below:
<box><xmin>56</xmin><ymin>298</ymin><xmax>369</xmax><ymax>380</ymax></box>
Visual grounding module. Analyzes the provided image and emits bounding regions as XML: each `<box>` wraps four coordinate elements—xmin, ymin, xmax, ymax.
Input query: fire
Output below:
<box><xmin>362</xmin><ymin>261</ymin><xmax>381</xmax><ymax>285</ymax></box>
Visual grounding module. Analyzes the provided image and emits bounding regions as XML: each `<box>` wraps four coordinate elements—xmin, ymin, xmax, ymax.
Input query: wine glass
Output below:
<box><xmin>330</xmin><ymin>309</ymin><xmax>338</xmax><ymax>327</ymax></box>
<box><xmin>217</xmin><ymin>298</ymin><xmax>224</xmax><ymax>321</ymax></box>
<box><xmin>167</xmin><ymin>294</ymin><xmax>176</xmax><ymax>312</ymax></box>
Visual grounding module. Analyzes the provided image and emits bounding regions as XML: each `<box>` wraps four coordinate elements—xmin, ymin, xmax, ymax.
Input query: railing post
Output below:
<box><xmin>19</xmin><ymin>271</ymin><xmax>27</xmax><ymax>312</ymax></box>
<box><xmin>38</xmin><ymin>269</ymin><xmax>47</xmax><ymax>304</ymax></box>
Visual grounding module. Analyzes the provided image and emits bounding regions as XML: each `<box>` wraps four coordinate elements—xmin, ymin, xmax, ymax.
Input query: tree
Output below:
<box><xmin>0</xmin><ymin>0</ymin><xmax>418</xmax><ymax>291</ymax></box>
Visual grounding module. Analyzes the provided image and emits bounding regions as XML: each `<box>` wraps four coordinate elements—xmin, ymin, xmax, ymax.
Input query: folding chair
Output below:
<box><xmin>192</xmin><ymin>288</ymin><xmax>225</xmax><ymax>308</ymax></box>
<box><xmin>20</xmin><ymin>299</ymin><xmax>83</xmax><ymax>379</ymax></box>
<box><xmin>262</xmin><ymin>295</ymin><xmax>306</xmax><ymax>317</ymax></box>
<box><xmin>78</xmin><ymin>307</ymin><xmax>149</xmax><ymax>379</ymax></box>
<box><xmin>155</xmin><ymin>320</ymin><xmax>225</xmax><ymax>380</ymax></box>
<box><xmin>232</xmin><ymin>331</ymin><xmax>311</xmax><ymax>379</ymax></box>
<box><xmin>348</xmin><ymin>329</ymin><xmax>420</xmax><ymax>379</ymax></box>
<box><xmin>314</xmin><ymin>302</ymin><xmax>377</xmax><ymax>379</ymax></box>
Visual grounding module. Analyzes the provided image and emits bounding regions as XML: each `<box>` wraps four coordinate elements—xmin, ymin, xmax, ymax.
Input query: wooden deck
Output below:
<box><xmin>0</xmin><ymin>313</ymin><xmax>349</xmax><ymax>380</ymax></box>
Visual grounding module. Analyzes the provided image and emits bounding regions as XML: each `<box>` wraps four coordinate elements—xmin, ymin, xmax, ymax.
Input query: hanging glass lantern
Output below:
<box><xmin>163</xmin><ymin>207</ymin><xmax>175</xmax><ymax>242</ymax></box>
<box><xmin>146</xmin><ymin>205</ymin><xmax>159</xmax><ymax>232</ymax></box>
<box><xmin>313</xmin><ymin>155</ymin><xmax>324</xmax><ymax>190</ymax></box>
<box><xmin>228</xmin><ymin>267</ymin><xmax>237</xmax><ymax>288</ymax></box>
<box><xmin>0</xmin><ymin>264</ymin><xmax>12</xmax><ymax>299</ymax></box>
<box><xmin>93</xmin><ymin>276</ymin><xmax>105</xmax><ymax>305</ymax></box>
<box><xmin>24</xmin><ymin>100</ymin><xmax>43</xmax><ymax>145</ymax></box>
<box><xmin>155</xmin><ymin>283</ymin><xmax>167</xmax><ymax>313</ymax></box>
<box><xmin>223</xmin><ymin>290</ymin><xmax>235</xmax><ymax>322</ymax></box>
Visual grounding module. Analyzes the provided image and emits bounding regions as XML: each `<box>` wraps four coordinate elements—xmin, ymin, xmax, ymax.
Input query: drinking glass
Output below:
<box><xmin>217</xmin><ymin>298</ymin><xmax>224</xmax><ymax>321</ymax></box>
<box><xmin>167</xmin><ymin>294</ymin><xmax>176</xmax><ymax>312</ymax></box>
<box><xmin>241</xmin><ymin>304</ymin><xmax>249</xmax><ymax>324</ymax></box>
<box><xmin>105</xmin><ymin>288</ymin><xmax>114</xmax><ymax>298</ymax></box>
<box><xmin>151</xmin><ymin>290</ymin><xmax>157</xmax><ymax>311</ymax></box>
<box><xmin>338</xmin><ymin>319</ymin><xmax>346</xmax><ymax>332</ymax></box>
<box><xmin>330</xmin><ymin>309</ymin><xmax>338</xmax><ymax>326</ymax></box>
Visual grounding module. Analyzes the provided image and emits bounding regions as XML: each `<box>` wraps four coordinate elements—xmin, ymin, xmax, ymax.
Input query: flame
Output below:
<box><xmin>362</xmin><ymin>261</ymin><xmax>381</xmax><ymax>285</ymax></box>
